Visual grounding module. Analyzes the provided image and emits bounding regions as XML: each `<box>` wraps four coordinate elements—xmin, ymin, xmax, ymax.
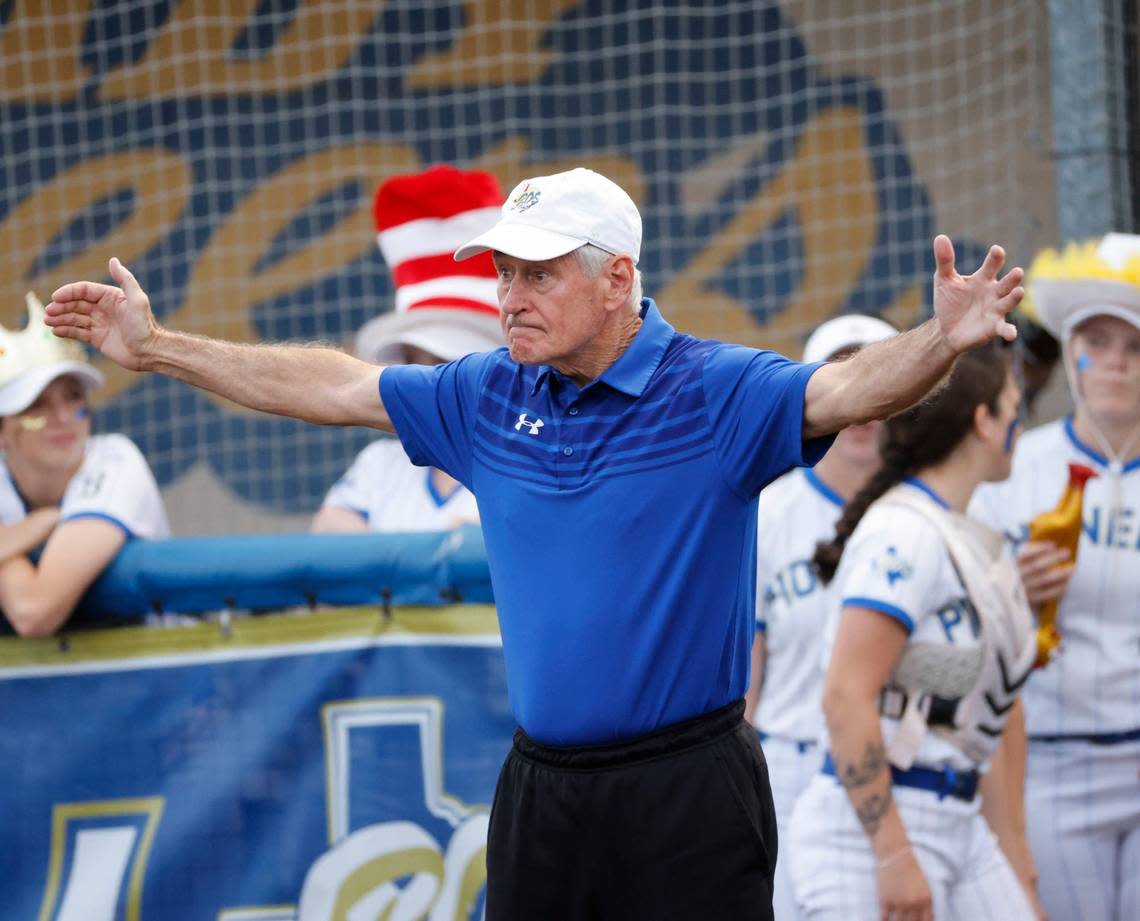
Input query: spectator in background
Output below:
<box><xmin>971</xmin><ymin>233</ymin><xmax>1140</xmax><ymax>921</ymax></box>
<box><xmin>744</xmin><ymin>312</ymin><xmax>896</xmax><ymax>921</ymax></box>
<box><xmin>0</xmin><ymin>293</ymin><xmax>169</xmax><ymax>637</ymax></box>
<box><xmin>311</xmin><ymin>165</ymin><xmax>504</xmax><ymax>534</ymax></box>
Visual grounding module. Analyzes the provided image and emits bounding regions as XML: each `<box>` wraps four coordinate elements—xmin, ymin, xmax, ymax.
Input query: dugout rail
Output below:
<box><xmin>69</xmin><ymin>525</ymin><xmax>493</xmax><ymax>625</ymax></box>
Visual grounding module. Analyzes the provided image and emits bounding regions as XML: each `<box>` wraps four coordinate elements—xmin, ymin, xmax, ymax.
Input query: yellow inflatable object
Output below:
<box><xmin>1028</xmin><ymin>462</ymin><xmax>1097</xmax><ymax>668</ymax></box>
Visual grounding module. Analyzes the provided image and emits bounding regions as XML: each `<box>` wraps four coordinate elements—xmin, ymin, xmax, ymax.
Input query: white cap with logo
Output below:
<box><xmin>802</xmin><ymin>313</ymin><xmax>898</xmax><ymax>363</ymax></box>
<box><xmin>453</xmin><ymin>168</ymin><xmax>642</xmax><ymax>264</ymax></box>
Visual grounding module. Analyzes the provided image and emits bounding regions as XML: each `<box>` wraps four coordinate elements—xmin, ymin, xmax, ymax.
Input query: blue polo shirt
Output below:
<box><xmin>380</xmin><ymin>299</ymin><xmax>830</xmax><ymax>745</ymax></box>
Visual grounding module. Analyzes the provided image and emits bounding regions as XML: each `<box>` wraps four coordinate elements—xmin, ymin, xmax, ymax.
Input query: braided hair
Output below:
<box><xmin>813</xmin><ymin>341</ymin><xmax>1011</xmax><ymax>584</ymax></box>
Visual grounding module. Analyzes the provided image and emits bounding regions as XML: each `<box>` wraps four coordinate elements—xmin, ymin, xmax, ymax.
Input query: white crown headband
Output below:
<box><xmin>0</xmin><ymin>293</ymin><xmax>90</xmax><ymax>388</ymax></box>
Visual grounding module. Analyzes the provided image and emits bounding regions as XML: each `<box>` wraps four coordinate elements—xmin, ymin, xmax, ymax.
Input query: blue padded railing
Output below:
<box><xmin>71</xmin><ymin>525</ymin><xmax>493</xmax><ymax>622</ymax></box>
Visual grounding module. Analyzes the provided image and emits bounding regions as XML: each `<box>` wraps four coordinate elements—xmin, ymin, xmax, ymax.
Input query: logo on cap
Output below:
<box><xmin>509</xmin><ymin>183</ymin><xmax>541</xmax><ymax>213</ymax></box>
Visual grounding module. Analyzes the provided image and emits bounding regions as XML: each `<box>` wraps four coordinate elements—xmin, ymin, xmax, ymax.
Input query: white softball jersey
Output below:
<box><xmin>755</xmin><ymin>467</ymin><xmax>843</xmax><ymax>921</ymax></box>
<box><xmin>755</xmin><ymin>467</ymin><xmax>845</xmax><ymax>743</ymax></box>
<box><xmin>320</xmin><ymin>437</ymin><xmax>479</xmax><ymax>532</ymax></box>
<box><xmin>971</xmin><ymin>418</ymin><xmax>1140</xmax><ymax>921</ymax></box>
<box><xmin>821</xmin><ymin>479</ymin><xmax>985</xmax><ymax>772</ymax></box>
<box><xmin>970</xmin><ymin>417</ymin><xmax>1140</xmax><ymax>738</ymax></box>
<box><xmin>789</xmin><ymin>479</ymin><xmax>1036</xmax><ymax>920</ymax></box>
<box><xmin>0</xmin><ymin>433</ymin><xmax>169</xmax><ymax>538</ymax></box>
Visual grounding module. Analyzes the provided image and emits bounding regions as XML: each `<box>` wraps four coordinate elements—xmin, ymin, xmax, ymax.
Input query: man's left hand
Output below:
<box><xmin>932</xmin><ymin>234</ymin><xmax>1023</xmax><ymax>353</ymax></box>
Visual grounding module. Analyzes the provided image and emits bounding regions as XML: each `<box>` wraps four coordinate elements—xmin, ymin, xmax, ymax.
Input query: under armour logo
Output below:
<box><xmin>514</xmin><ymin>413</ymin><xmax>545</xmax><ymax>435</ymax></box>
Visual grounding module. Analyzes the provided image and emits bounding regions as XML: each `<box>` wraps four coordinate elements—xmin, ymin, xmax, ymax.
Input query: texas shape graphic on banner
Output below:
<box><xmin>0</xmin><ymin>608</ymin><xmax>513</xmax><ymax>921</ymax></box>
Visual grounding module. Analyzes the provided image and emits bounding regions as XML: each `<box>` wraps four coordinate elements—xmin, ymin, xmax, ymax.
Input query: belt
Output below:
<box><xmin>821</xmin><ymin>752</ymin><xmax>978</xmax><ymax>803</ymax></box>
<box><xmin>1030</xmin><ymin>726</ymin><xmax>1140</xmax><ymax>746</ymax></box>
<box><xmin>513</xmin><ymin>699</ymin><xmax>744</xmax><ymax>769</ymax></box>
<box><xmin>757</xmin><ymin>730</ymin><xmax>816</xmax><ymax>754</ymax></box>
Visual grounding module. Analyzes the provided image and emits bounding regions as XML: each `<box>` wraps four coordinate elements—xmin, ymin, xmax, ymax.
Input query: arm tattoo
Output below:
<box><xmin>838</xmin><ymin>741</ymin><xmax>887</xmax><ymax>790</ymax></box>
<box><xmin>855</xmin><ymin>789</ymin><xmax>894</xmax><ymax>836</ymax></box>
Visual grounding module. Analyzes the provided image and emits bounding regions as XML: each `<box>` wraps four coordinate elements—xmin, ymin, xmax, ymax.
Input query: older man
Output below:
<box><xmin>48</xmin><ymin>168</ymin><xmax>1022</xmax><ymax>921</ymax></box>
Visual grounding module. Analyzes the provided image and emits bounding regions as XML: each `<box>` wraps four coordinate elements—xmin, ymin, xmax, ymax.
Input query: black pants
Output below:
<box><xmin>485</xmin><ymin>700</ymin><xmax>776</xmax><ymax>921</ymax></box>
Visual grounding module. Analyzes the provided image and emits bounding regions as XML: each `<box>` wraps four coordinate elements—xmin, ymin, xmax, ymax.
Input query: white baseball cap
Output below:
<box><xmin>802</xmin><ymin>314</ymin><xmax>898</xmax><ymax>363</ymax></box>
<box><xmin>0</xmin><ymin>293</ymin><xmax>104</xmax><ymax>416</ymax></box>
<box><xmin>355</xmin><ymin>311</ymin><xmax>504</xmax><ymax>364</ymax></box>
<box><xmin>453</xmin><ymin>168</ymin><xmax>642</xmax><ymax>264</ymax></box>
<box><xmin>1028</xmin><ymin>233</ymin><xmax>1140</xmax><ymax>341</ymax></box>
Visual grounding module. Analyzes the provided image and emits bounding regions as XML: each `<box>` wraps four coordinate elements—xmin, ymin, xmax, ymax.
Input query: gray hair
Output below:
<box><xmin>574</xmin><ymin>244</ymin><xmax>643</xmax><ymax>312</ymax></box>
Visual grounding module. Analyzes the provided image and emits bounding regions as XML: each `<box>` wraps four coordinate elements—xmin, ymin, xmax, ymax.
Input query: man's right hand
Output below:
<box><xmin>46</xmin><ymin>258</ymin><xmax>159</xmax><ymax>372</ymax></box>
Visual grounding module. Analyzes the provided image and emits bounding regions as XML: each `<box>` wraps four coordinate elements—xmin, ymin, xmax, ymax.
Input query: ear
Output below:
<box><xmin>972</xmin><ymin>401</ymin><xmax>995</xmax><ymax>443</ymax></box>
<box><xmin>602</xmin><ymin>255</ymin><xmax>635</xmax><ymax>313</ymax></box>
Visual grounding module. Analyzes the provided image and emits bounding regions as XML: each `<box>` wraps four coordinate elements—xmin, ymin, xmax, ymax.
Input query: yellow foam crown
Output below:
<box><xmin>1030</xmin><ymin>238</ymin><xmax>1140</xmax><ymax>286</ymax></box>
<box><xmin>1016</xmin><ymin>234</ymin><xmax>1140</xmax><ymax>326</ymax></box>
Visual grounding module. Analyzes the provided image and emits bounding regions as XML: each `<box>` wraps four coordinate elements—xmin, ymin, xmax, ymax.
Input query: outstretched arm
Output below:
<box><xmin>48</xmin><ymin>259</ymin><xmax>392</xmax><ymax>431</ymax></box>
<box><xmin>803</xmin><ymin>235</ymin><xmax>1023</xmax><ymax>438</ymax></box>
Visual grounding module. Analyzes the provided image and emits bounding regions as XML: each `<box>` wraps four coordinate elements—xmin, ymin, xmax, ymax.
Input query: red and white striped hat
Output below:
<box><xmin>355</xmin><ymin>165</ymin><xmax>505</xmax><ymax>364</ymax></box>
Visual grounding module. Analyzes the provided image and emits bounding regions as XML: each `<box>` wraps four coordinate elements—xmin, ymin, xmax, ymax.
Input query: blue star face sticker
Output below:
<box><xmin>874</xmin><ymin>545</ymin><xmax>913</xmax><ymax>587</ymax></box>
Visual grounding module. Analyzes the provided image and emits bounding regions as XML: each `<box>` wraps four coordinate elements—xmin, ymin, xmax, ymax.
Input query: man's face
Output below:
<box><xmin>492</xmin><ymin>251</ymin><xmax>610</xmax><ymax>367</ymax></box>
<box><xmin>0</xmin><ymin>374</ymin><xmax>91</xmax><ymax>473</ymax></box>
<box><xmin>1070</xmin><ymin>315</ymin><xmax>1140</xmax><ymax>424</ymax></box>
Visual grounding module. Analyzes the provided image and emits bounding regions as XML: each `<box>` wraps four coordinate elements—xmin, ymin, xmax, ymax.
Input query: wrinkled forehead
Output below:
<box><xmin>491</xmin><ymin>249</ymin><xmax>581</xmax><ymax>270</ymax></box>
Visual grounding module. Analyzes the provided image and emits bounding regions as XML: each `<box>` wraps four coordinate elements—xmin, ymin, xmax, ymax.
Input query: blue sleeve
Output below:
<box><xmin>379</xmin><ymin>351</ymin><xmax>499</xmax><ymax>490</ymax></box>
<box><xmin>702</xmin><ymin>345</ymin><xmax>834</xmax><ymax>497</ymax></box>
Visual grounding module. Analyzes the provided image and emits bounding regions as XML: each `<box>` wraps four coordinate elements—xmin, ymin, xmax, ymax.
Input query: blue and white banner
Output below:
<box><xmin>0</xmin><ymin>607</ymin><xmax>513</xmax><ymax>921</ymax></box>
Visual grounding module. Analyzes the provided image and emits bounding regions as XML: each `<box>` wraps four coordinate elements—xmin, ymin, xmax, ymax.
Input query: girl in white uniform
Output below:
<box><xmin>0</xmin><ymin>294</ymin><xmax>169</xmax><ymax>636</ymax></box>
<box><xmin>789</xmin><ymin>342</ymin><xmax>1041</xmax><ymax>921</ymax></box>
<box><xmin>311</xmin><ymin>165</ymin><xmax>504</xmax><ymax>534</ymax></box>
<box><xmin>971</xmin><ymin>233</ymin><xmax>1140</xmax><ymax>921</ymax></box>
<box><xmin>745</xmin><ymin>313</ymin><xmax>896</xmax><ymax>921</ymax></box>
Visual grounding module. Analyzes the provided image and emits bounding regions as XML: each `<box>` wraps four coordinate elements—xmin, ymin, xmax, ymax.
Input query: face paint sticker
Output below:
<box><xmin>17</xmin><ymin>415</ymin><xmax>46</xmax><ymax>431</ymax></box>
<box><xmin>1003</xmin><ymin>417</ymin><xmax>1021</xmax><ymax>453</ymax></box>
<box><xmin>1077</xmin><ymin>353</ymin><xmax>1093</xmax><ymax>372</ymax></box>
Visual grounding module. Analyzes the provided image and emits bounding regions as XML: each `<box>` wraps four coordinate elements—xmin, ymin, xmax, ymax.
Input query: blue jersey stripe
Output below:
<box><xmin>473</xmin><ymin>400</ymin><xmax>709</xmax><ymax>458</ymax></box>
<box><xmin>478</xmin><ymin>375</ymin><xmax>706</xmax><ymax>426</ymax></box>
<box><xmin>473</xmin><ymin>338</ymin><xmax>717</xmax><ymax>485</ymax></box>
<box><xmin>471</xmin><ymin>424</ymin><xmax>715</xmax><ymax>483</ymax></box>
<box><xmin>472</xmin><ymin>413</ymin><xmax>714</xmax><ymax>479</ymax></box>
